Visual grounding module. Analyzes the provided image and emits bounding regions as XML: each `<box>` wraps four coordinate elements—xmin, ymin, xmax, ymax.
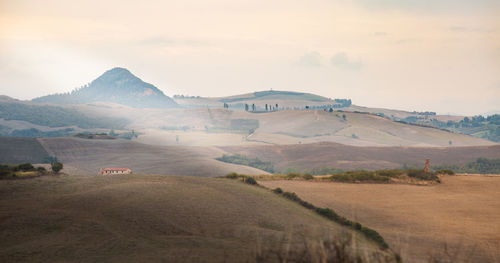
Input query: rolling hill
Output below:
<box><xmin>173</xmin><ymin>90</ymin><xmax>350</xmax><ymax>110</ymax></box>
<box><xmin>261</xmin><ymin>174</ymin><xmax>500</xmax><ymax>263</ymax></box>
<box><xmin>219</xmin><ymin>142</ymin><xmax>500</xmax><ymax>172</ymax></box>
<box><xmin>0</xmin><ymin>174</ymin><xmax>399</xmax><ymax>262</ymax></box>
<box><xmin>36</xmin><ymin>137</ymin><xmax>267</xmax><ymax>176</ymax></box>
<box><xmin>0</xmin><ymin>137</ymin><xmax>51</xmax><ymax>164</ymax></box>
<box><xmin>118</xmin><ymin>108</ymin><xmax>494</xmax><ymax>147</ymax></box>
<box><xmin>33</xmin><ymin>67</ymin><xmax>177</xmax><ymax>108</ymax></box>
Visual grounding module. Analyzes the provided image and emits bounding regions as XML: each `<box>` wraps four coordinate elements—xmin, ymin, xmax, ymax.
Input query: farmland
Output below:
<box><xmin>260</xmin><ymin>174</ymin><xmax>500</xmax><ymax>263</ymax></box>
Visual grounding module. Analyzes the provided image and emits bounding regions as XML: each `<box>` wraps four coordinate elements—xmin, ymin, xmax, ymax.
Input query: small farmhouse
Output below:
<box><xmin>98</xmin><ymin>168</ymin><xmax>132</xmax><ymax>175</ymax></box>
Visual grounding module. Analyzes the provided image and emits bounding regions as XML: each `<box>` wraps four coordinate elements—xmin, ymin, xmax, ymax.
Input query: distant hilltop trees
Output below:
<box><xmin>224</xmin><ymin>99</ymin><xmax>351</xmax><ymax>112</ymax></box>
<box><xmin>173</xmin><ymin>95</ymin><xmax>201</xmax><ymax>99</ymax></box>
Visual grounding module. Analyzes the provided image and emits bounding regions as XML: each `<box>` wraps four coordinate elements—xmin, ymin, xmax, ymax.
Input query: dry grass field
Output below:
<box><xmin>0</xmin><ymin>174</ymin><xmax>397</xmax><ymax>262</ymax></box>
<box><xmin>73</xmin><ymin>102</ymin><xmax>495</xmax><ymax>147</ymax></box>
<box><xmin>37</xmin><ymin>137</ymin><xmax>268</xmax><ymax>176</ymax></box>
<box><xmin>260</xmin><ymin>175</ymin><xmax>500</xmax><ymax>263</ymax></box>
<box><xmin>0</xmin><ymin>137</ymin><xmax>50</xmax><ymax>164</ymax></box>
<box><xmin>221</xmin><ymin>142</ymin><xmax>500</xmax><ymax>171</ymax></box>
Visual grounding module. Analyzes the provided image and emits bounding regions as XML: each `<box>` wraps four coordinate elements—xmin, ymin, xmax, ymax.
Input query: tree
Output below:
<box><xmin>51</xmin><ymin>162</ymin><xmax>63</xmax><ymax>173</ymax></box>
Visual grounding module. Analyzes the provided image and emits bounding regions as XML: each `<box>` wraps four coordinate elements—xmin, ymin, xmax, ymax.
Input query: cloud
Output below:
<box><xmin>330</xmin><ymin>52</ymin><xmax>362</xmax><ymax>70</ymax></box>
<box><xmin>298</xmin><ymin>51</ymin><xmax>322</xmax><ymax>67</ymax></box>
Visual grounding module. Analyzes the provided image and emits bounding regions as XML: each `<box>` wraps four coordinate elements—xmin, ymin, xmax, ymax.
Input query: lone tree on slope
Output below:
<box><xmin>51</xmin><ymin>162</ymin><xmax>63</xmax><ymax>173</ymax></box>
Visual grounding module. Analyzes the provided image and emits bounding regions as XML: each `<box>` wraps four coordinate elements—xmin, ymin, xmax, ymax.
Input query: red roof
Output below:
<box><xmin>101</xmin><ymin>168</ymin><xmax>130</xmax><ymax>171</ymax></box>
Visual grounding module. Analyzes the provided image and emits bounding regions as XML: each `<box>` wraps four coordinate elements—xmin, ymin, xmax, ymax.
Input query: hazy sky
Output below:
<box><xmin>1</xmin><ymin>0</ymin><xmax>499</xmax><ymax>115</ymax></box>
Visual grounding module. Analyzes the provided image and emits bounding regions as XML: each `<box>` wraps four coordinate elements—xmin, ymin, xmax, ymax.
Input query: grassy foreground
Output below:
<box><xmin>0</xmin><ymin>174</ymin><xmax>399</xmax><ymax>263</ymax></box>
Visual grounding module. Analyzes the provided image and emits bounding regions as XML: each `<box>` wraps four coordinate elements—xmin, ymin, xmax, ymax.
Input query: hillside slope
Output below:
<box><xmin>0</xmin><ymin>174</ymin><xmax>398</xmax><ymax>262</ymax></box>
<box><xmin>261</xmin><ymin>175</ymin><xmax>500</xmax><ymax>263</ymax></box>
<box><xmin>33</xmin><ymin>67</ymin><xmax>177</xmax><ymax>108</ymax></box>
<box><xmin>0</xmin><ymin>137</ymin><xmax>50</xmax><ymax>164</ymax></box>
<box><xmin>220</xmin><ymin>142</ymin><xmax>500</xmax><ymax>171</ymax></box>
<box><xmin>119</xmin><ymin>108</ymin><xmax>495</xmax><ymax>147</ymax></box>
<box><xmin>173</xmin><ymin>90</ymin><xmax>346</xmax><ymax>109</ymax></box>
<box><xmin>37</xmin><ymin>137</ymin><xmax>267</xmax><ymax>176</ymax></box>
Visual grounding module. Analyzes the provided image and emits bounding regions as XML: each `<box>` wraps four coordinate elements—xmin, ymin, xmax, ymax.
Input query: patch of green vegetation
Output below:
<box><xmin>0</xmin><ymin>162</ymin><xmax>52</xmax><ymax>179</ymax></box>
<box><xmin>330</xmin><ymin>170</ymin><xmax>391</xmax><ymax>183</ymax></box>
<box><xmin>285</xmin><ymin>172</ymin><xmax>314</xmax><ymax>180</ymax></box>
<box><xmin>276</xmin><ymin>168</ymin><xmax>441</xmax><ymax>183</ymax></box>
<box><xmin>283</xmin><ymin>167</ymin><xmax>343</xmax><ymax>175</ymax></box>
<box><xmin>216</xmin><ymin>154</ymin><xmax>275</xmax><ymax>173</ymax></box>
<box><xmin>224</xmin><ymin>172</ymin><xmax>258</xmax><ymax>185</ymax></box>
<box><xmin>275</xmin><ymin>188</ymin><xmax>389</xmax><ymax>249</ymax></box>
<box><xmin>434</xmin><ymin>169</ymin><xmax>455</xmax><ymax>175</ymax></box>
<box><xmin>224</xmin><ymin>173</ymin><xmax>389</xmax><ymax>249</ymax></box>
<box><xmin>401</xmin><ymin>114</ymin><xmax>500</xmax><ymax>142</ymax></box>
<box><xmin>0</xmin><ymin>102</ymin><xmax>128</xmax><ymax>129</ymax></box>
<box><xmin>433</xmin><ymin>158</ymin><xmax>500</xmax><ymax>174</ymax></box>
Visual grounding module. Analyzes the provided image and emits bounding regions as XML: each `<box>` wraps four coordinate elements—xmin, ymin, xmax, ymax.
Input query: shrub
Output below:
<box><xmin>225</xmin><ymin>172</ymin><xmax>239</xmax><ymax>179</ymax></box>
<box><xmin>37</xmin><ymin>167</ymin><xmax>47</xmax><ymax>174</ymax></box>
<box><xmin>244</xmin><ymin>177</ymin><xmax>257</xmax><ymax>185</ymax></box>
<box><xmin>272</xmin><ymin>187</ymin><xmax>283</xmax><ymax>194</ymax></box>
<box><xmin>274</xmin><ymin>191</ymin><xmax>389</xmax><ymax>249</ymax></box>
<box><xmin>286</xmin><ymin>173</ymin><xmax>301</xmax><ymax>179</ymax></box>
<box><xmin>435</xmin><ymin>169</ymin><xmax>455</xmax><ymax>175</ymax></box>
<box><xmin>303</xmin><ymin>174</ymin><xmax>314</xmax><ymax>180</ymax></box>
<box><xmin>406</xmin><ymin>169</ymin><xmax>439</xmax><ymax>181</ymax></box>
<box><xmin>376</xmin><ymin>169</ymin><xmax>403</xmax><ymax>177</ymax></box>
<box><xmin>51</xmin><ymin>162</ymin><xmax>63</xmax><ymax>173</ymax></box>
<box><xmin>330</xmin><ymin>170</ymin><xmax>390</xmax><ymax>183</ymax></box>
<box><xmin>360</xmin><ymin>227</ymin><xmax>388</xmax><ymax>249</ymax></box>
<box><xmin>16</xmin><ymin>163</ymin><xmax>34</xmax><ymax>171</ymax></box>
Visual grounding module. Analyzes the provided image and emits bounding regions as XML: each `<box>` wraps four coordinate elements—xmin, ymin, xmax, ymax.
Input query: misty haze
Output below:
<box><xmin>0</xmin><ymin>1</ymin><xmax>499</xmax><ymax>263</ymax></box>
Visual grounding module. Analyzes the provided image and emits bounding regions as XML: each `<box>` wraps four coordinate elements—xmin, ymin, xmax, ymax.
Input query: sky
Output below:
<box><xmin>0</xmin><ymin>0</ymin><xmax>499</xmax><ymax>115</ymax></box>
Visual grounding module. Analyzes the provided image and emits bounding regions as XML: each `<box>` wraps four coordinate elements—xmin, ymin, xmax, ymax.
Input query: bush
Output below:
<box><xmin>37</xmin><ymin>167</ymin><xmax>47</xmax><ymax>174</ymax></box>
<box><xmin>216</xmin><ymin>154</ymin><xmax>275</xmax><ymax>173</ymax></box>
<box><xmin>330</xmin><ymin>170</ymin><xmax>390</xmax><ymax>183</ymax></box>
<box><xmin>272</xmin><ymin>187</ymin><xmax>283</xmax><ymax>194</ymax></box>
<box><xmin>435</xmin><ymin>169</ymin><xmax>455</xmax><ymax>175</ymax></box>
<box><xmin>285</xmin><ymin>173</ymin><xmax>301</xmax><ymax>179</ymax></box>
<box><xmin>360</xmin><ymin>227</ymin><xmax>388</xmax><ymax>249</ymax></box>
<box><xmin>407</xmin><ymin>169</ymin><xmax>439</xmax><ymax>181</ymax></box>
<box><xmin>224</xmin><ymin>172</ymin><xmax>259</xmax><ymax>186</ymax></box>
<box><xmin>376</xmin><ymin>169</ymin><xmax>403</xmax><ymax>177</ymax></box>
<box><xmin>51</xmin><ymin>162</ymin><xmax>63</xmax><ymax>173</ymax></box>
<box><xmin>16</xmin><ymin>163</ymin><xmax>34</xmax><ymax>171</ymax></box>
<box><xmin>244</xmin><ymin>177</ymin><xmax>257</xmax><ymax>185</ymax></box>
<box><xmin>225</xmin><ymin>172</ymin><xmax>239</xmax><ymax>179</ymax></box>
<box><xmin>273</xmin><ymin>190</ymin><xmax>389</xmax><ymax>249</ymax></box>
<box><xmin>303</xmin><ymin>174</ymin><xmax>314</xmax><ymax>180</ymax></box>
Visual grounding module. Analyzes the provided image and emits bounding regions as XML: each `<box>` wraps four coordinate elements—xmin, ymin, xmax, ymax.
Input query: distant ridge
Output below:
<box><xmin>219</xmin><ymin>90</ymin><xmax>330</xmax><ymax>103</ymax></box>
<box><xmin>33</xmin><ymin>67</ymin><xmax>178</xmax><ymax>108</ymax></box>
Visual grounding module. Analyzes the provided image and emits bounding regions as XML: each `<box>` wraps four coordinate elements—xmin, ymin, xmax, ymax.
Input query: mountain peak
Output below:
<box><xmin>32</xmin><ymin>68</ymin><xmax>178</xmax><ymax>108</ymax></box>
